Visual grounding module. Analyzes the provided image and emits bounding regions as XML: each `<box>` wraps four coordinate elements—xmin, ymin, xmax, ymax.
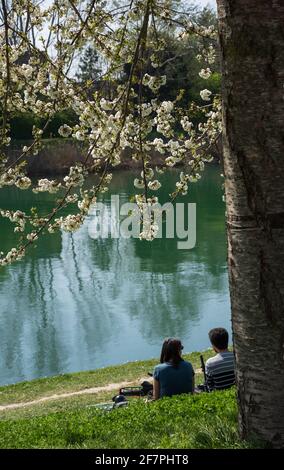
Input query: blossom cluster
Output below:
<box><xmin>0</xmin><ymin>0</ymin><xmax>221</xmax><ymax>262</ymax></box>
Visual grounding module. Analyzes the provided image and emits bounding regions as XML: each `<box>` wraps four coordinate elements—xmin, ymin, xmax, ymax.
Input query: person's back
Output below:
<box><xmin>154</xmin><ymin>359</ymin><xmax>194</xmax><ymax>398</ymax></box>
<box><xmin>205</xmin><ymin>351</ymin><xmax>235</xmax><ymax>391</ymax></box>
<box><xmin>205</xmin><ymin>327</ymin><xmax>235</xmax><ymax>392</ymax></box>
<box><xmin>153</xmin><ymin>338</ymin><xmax>195</xmax><ymax>399</ymax></box>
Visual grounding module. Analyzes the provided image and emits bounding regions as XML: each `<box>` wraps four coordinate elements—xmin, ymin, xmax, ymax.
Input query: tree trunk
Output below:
<box><xmin>216</xmin><ymin>0</ymin><xmax>284</xmax><ymax>447</ymax></box>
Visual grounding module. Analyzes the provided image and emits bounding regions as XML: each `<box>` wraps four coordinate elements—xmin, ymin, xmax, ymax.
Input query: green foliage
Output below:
<box><xmin>77</xmin><ymin>6</ymin><xmax>220</xmax><ymax>113</ymax></box>
<box><xmin>9</xmin><ymin>109</ymin><xmax>78</xmax><ymax>139</ymax></box>
<box><xmin>9</xmin><ymin>112</ymin><xmax>41</xmax><ymax>140</ymax></box>
<box><xmin>0</xmin><ymin>388</ymin><xmax>264</xmax><ymax>449</ymax></box>
<box><xmin>43</xmin><ymin>109</ymin><xmax>79</xmax><ymax>138</ymax></box>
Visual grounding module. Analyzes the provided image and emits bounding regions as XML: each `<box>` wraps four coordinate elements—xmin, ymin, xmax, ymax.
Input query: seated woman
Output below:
<box><xmin>153</xmin><ymin>337</ymin><xmax>195</xmax><ymax>400</ymax></box>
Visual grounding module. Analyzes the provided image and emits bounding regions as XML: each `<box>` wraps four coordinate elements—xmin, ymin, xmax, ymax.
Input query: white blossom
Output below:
<box><xmin>148</xmin><ymin>180</ymin><xmax>161</xmax><ymax>191</ymax></box>
<box><xmin>58</xmin><ymin>124</ymin><xmax>72</xmax><ymax>137</ymax></box>
<box><xmin>134</xmin><ymin>178</ymin><xmax>145</xmax><ymax>189</ymax></box>
<box><xmin>33</xmin><ymin>179</ymin><xmax>61</xmax><ymax>193</ymax></box>
<box><xmin>181</xmin><ymin>117</ymin><xmax>193</xmax><ymax>133</ymax></box>
<box><xmin>58</xmin><ymin>214</ymin><xmax>83</xmax><ymax>232</ymax></box>
<box><xmin>26</xmin><ymin>232</ymin><xmax>38</xmax><ymax>242</ymax></box>
<box><xmin>0</xmin><ymin>1</ymin><xmax>220</xmax><ymax>265</ymax></box>
<box><xmin>199</xmin><ymin>68</ymin><xmax>212</xmax><ymax>79</ymax></box>
<box><xmin>142</xmin><ymin>74</ymin><xmax>166</xmax><ymax>92</ymax></box>
<box><xmin>139</xmin><ymin>223</ymin><xmax>159</xmax><ymax>241</ymax></box>
<box><xmin>74</xmin><ymin>130</ymin><xmax>86</xmax><ymax>141</ymax></box>
<box><xmin>15</xmin><ymin>177</ymin><xmax>32</xmax><ymax>190</ymax></box>
<box><xmin>200</xmin><ymin>89</ymin><xmax>212</xmax><ymax>101</ymax></box>
<box><xmin>141</xmin><ymin>168</ymin><xmax>154</xmax><ymax>179</ymax></box>
<box><xmin>160</xmin><ymin>101</ymin><xmax>174</xmax><ymax>113</ymax></box>
<box><xmin>152</xmin><ymin>138</ymin><xmax>165</xmax><ymax>154</ymax></box>
<box><xmin>100</xmin><ymin>98</ymin><xmax>113</xmax><ymax>111</ymax></box>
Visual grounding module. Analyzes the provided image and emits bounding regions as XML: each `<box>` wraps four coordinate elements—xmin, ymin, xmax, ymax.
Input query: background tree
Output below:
<box><xmin>75</xmin><ymin>46</ymin><xmax>101</xmax><ymax>88</ymax></box>
<box><xmin>121</xmin><ymin>6</ymin><xmax>220</xmax><ymax>109</ymax></box>
<box><xmin>217</xmin><ymin>0</ymin><xmax>284</xmax><ymax>447</ymax></box>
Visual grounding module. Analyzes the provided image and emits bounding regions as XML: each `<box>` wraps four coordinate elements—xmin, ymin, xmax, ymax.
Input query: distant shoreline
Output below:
<box><xmin>6</xmin><ymin>138</ymin><xmax>220</xmax><ymax>176</ymax></box>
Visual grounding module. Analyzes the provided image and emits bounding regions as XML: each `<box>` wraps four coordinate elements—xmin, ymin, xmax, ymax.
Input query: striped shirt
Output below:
<box><xmin>205</xmin><ymin>351</ymin><xmax>235</xmax><ymax>391</ymax></box>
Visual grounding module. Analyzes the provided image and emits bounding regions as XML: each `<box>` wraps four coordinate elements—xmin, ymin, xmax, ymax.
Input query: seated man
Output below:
<box><xmin>205</xmin><ymin>327</ymin><xmax>235</xmax><ymax>391</ymax></box>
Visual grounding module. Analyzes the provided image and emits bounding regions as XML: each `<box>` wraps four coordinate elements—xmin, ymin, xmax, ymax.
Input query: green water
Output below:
<box><xmin>0</xmin><ymin>165</ymin><xmax>230</xmax><ymax>386</ymax></box>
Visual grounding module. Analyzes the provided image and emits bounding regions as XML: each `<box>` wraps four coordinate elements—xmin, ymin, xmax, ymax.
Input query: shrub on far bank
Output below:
<box><xmin>9</xmin><ymin>109</ymin><xmax>78</xmax><ymax>140</ymax></box>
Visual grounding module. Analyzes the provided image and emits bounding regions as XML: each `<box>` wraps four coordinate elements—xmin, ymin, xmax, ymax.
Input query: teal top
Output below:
<box><xmin>153</xmin><ymin>359</ymin><xmax>194</xmax><ymax>398</ymax></box>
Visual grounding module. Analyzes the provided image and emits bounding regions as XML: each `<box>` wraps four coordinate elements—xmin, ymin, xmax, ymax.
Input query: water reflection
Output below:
<box><xmin>0</xmin><ymin>166</ymin><xmax>230</xmax><ymax>385</ymax></box>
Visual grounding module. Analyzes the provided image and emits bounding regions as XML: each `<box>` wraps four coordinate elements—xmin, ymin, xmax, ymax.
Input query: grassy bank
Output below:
<box><xmin>0</xmin><ymin>350</ymin><xmax>263</xmax><ymax>449</ymax></box>
<box><xmin>0</xmin><ymin>350</ymin><xmax>214</xmax><ymax>408</ymax></box>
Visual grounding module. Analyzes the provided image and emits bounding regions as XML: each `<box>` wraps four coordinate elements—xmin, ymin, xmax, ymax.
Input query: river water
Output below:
<box><xmin>0</xmin><ymin>166</ymin><xmax>230</xmax><ymax>386</ymax></box>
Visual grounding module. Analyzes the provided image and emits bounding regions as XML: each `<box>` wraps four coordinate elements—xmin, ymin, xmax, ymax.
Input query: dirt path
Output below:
<box><xmin>0</xmin><ymin>368</ymin><xmax>203</xmax><ymax>412</ymax></box>
<box><xmin>0</xmin><ymin>377</ymin><xmax>150</xmax><ymax>412</ymax></box>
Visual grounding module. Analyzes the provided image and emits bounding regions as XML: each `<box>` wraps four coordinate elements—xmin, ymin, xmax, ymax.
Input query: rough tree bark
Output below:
<box><xmin>216</xmin><ymin>0</ymin><xmax>284</xmax><ymax>447</ymax></box>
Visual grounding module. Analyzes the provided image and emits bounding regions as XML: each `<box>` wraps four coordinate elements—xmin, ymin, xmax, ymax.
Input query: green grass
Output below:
<box><xmin>0</xmin><ymin>348</ymin><xmax>264</xmax><ymax>449</ymax></box>
<box><xmin>0</xmin><ymin>389</ymin><xmax>263</xmax><ymax>449</ymax></box>
<box><xmin>0</xmin><ymin>351</ymin><xmax>213</xmax><ymax>424</ymax></box>
<box><xmin>0</xmin><ymin>350</ymin><xmax>214</xmax><ymax>406</ymax></box>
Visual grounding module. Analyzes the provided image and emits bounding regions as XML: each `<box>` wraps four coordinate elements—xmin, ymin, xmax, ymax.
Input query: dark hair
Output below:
<box><xmin>209</xmin><ymin>328</ymin><xmax>229</xmax><ymax>350</ymax></box>
<box><xmin>160</xmin><ymin>338</ymin><xmax>183</xmax><ymax>368</ymax></box>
